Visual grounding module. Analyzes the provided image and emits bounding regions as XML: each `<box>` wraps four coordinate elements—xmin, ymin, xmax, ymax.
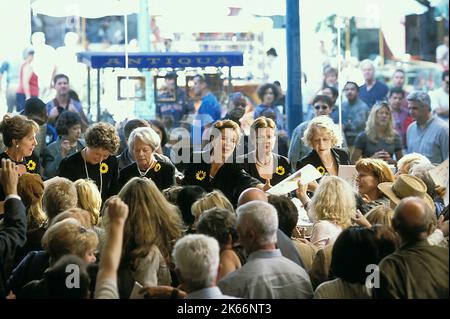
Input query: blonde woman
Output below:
<box><xmin>74</xmin><ymin>179</ymin><xmax>102</xmax><ymax>226</ymax></box>
<box><xmin>296</xmin><ymin>115</ymin><xmax>349</xmax><ymax>177</ymax></box>
<box><xmin>297</xmin><ymin>176</ymin><xmax>355</xmax><ymax>249</ymax></box>
<box><xmin>238</xmin><ymin>117</ymin><xmax>291</xmax><ymax>187</ymax></box>
<box><xmin>351</xmin><ymin>102</ymin><xmax>403</xmax><ymax>164</ymax></box>
<box><xmin>115</xmin><ymin>177</ymin><xmax>184</xmax><ymax>297</ymax></box>
<box><xmin>355</xmin><ymin>158</ymin><xmax>395</xmax><ymax>214</ymax></box>
<box><xmin>191</xmin><ymin>190</ymin><xmax>234</xmax><ymax>224</ymax></box>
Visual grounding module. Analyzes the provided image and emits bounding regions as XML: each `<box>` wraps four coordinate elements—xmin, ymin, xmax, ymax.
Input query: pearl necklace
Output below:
<box><xmin>83</xmin><ymin>148</ymin><xmax>103</xmax><ymax>195</ymax></box>
<box><xmin>137</xmin><ymin>159</ymin><xmax>156</xmax><ymax>177</ymax></box>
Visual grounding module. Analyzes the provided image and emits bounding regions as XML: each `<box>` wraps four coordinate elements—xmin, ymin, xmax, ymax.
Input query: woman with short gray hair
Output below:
<box><xmin>118</xmin><ymin>127</ymin><xmax>175</xmax><ymax>191</ymax></box>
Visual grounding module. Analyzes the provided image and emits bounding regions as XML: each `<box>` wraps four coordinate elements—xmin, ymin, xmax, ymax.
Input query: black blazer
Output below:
<box><xmin>238</xmin><ymin>152</ymin><xmax>291</xmax><ymax>186</ymax></box>
<box><xmin>296</xmin><ymin>148</ymin><xmax>351</xmax><ymax>175</ymax></box>
<box><xmin>118</xmin><ymin>160</ymin><xmax>175</xmax><ymax>191</ymax></box>
<box><xmin>182</xmin><ymin>152</ymin><xmax>261</xmax><ymax>206</ymax></box>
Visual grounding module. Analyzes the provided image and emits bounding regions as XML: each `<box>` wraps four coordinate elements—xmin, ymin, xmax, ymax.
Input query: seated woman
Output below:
<box><xmin>238</xmin><ymin>117</ymin><xmax>291</xmax><ymax>187</ymax></box>
<box><xmin>42</xmin><ymin>111</ymin><xmax>85</xmax><ymax>179</ymax></box>
<box><xmin>296</xmin><ymin>176</ymin><xmax>355</xmax><ymax>250</ymax></box>
<box><xmin>196</xmin><ymin>207</ymin><xmax>241</xmax><ymax>281</ymax></box>
<box><xmin>351</xmin><ymin>102</ymin><xmax>403</xmax><ymax>164</ymax></box>
<box><xmin>296</xmin><ymin>116</ymin><xmax>350</xmax><ymax>177</ymax></box>
<box><xmin>114</xmin><ymin>177</ymin><xmax>184</xmax><ymax>298</ymax></box>
<box><xmin>118</xmin><ymin>127</ymin><xmax>175</xmax><ymax>191</ymax></box>
<box><xmin>182</xmin><ymin>120</ymin><xmax>263</xmax><ymax>206</ymax></box>
<box><xmin>0</xmin><ymin>114</ymin><xmax>40</xmax><ymax>206</ymax></box>
<box><xmin>355</xmin><ymin>158</ymin><xmax>395</xmax><ymax>215</ymax></box>
<box><xmin>58</xmin><ymin>122</ymin><xmax>120</xmax><ymax>202</ymax></box>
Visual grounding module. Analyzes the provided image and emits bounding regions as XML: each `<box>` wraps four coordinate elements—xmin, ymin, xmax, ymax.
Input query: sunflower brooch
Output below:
<box><xmin>316</xmin><ymin>166</ymin><xmax>326</xmax><ymax>175</ymax></box>
<box><xmin>195</xmin><ymin>170</ymin><xmax>206</xmax><ymax>181</ymax></box>
<box><xmin>100</xmin><ymin>163</ymin><xmax>109</xmax><ymax>174</ymax></box>
<box><xmin>26</xmin><ymin>159</ymin><xmax>37</xmax><ymax>171</ymax></box>
<box><xmin>275</xmin><ymin>165</ymin><xmax>285</xmax><ymax>176</ymax></box>
<box><xmin>154</xmin><ymin>163</ymin><xmax>161</xmax><ymax>172</ymax></box>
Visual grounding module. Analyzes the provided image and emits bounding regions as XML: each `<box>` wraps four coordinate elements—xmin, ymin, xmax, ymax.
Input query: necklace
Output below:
<box><xmin>83</xmin><ymin>148</ymin><xmax>103</xmax><ymax>195</ymax></box>
<box><xmin>255</xmin><ymin>153</ymin><xmax>272</xmax><ymax>167</ymax></box>
<box><xmin>137</xmin><ymin>159</ymin><xmax>155</xmax><ymax>177</ymax></box>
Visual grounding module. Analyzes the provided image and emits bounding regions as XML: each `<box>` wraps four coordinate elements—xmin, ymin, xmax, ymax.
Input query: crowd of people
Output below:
<box><xmin>0</xmin><ymin>59</ymin><xmax>448</xmax><ymax>300</ymax></box>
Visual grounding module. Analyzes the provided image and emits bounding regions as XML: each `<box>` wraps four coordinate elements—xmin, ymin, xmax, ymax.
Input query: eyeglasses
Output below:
<box><xmin>314</xmin><ymin>104</ymin><xmax>329</xmax><ymax>110</ymax></box>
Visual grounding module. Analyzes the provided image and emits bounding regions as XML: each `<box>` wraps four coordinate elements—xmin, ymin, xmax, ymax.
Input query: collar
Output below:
<box><xmin>247</xmin><ymin>249</ymin><xmax>282</xmax><ymax>262</ymax></box>
<box><xmin>399</xmin><ymin>239</ymin><xmax>431</xmax><ymax>250</ymax></box>
<box><xmin>417</xmin><ymin>115</ymin><xmax>435</xmax><ymax>129</ymax></box>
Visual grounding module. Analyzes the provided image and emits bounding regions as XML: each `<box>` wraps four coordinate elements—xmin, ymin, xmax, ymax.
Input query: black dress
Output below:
<box><xmin>58</xmin><ymin>151</ymin><xmax>119</xmax><ymax>202</ymax></box>
<box><xmin>0</xmin><ymin>152</ymin><xmax>41</xmax><ymax>201</ymax></box>
<box><xmin>118</xmin><ymin>160</ymin><xmax>175</xmax><ymax>191</ymax></box>
<box><xmin>238</xmin><ymin>151</ymin><xmax>291</xmax><ymax>186</ymax></box>
<box><xmin>182</xmin><ymin>152</ymin><xmax>261</xmax><ymax>206</ymax></box>
<box><xmin>296</xmin><ymin>148</ymin><xmax>351</xmax><ymax>177</ymax></box>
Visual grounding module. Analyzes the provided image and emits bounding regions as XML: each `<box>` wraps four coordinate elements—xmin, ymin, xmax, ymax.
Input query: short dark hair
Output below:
<box><xmin>343</xmin><ymin>81</ymin><xmax>359</xmax><ymax>92</ymax></box>
<box><xmin>53</xmin><ymin>74</ymin><xmax>69</xmax><ymax>85</ymax></box>
<box><xmin>268</xmin><ymin>195</ymin><xmax>298</xmax><ymax>237</ymax></box>
<box><xmin>330</xmin><ymin>226</ymin><xmax>380</xmax><ymax>284</ymax></box>
<box><xmin>55</xmin><ymin>111</ymin><xmax>82</xmax><ymax>136</ymax></box>
<box><xmin>257</xmin><ymin>83</ymin><xmax>281</xmax><ymax>101</ymax></box>
<box><xmin>123</xmin><ymin>119</ymin><xmax>149</xmax><ymax>140</ymax></box>
<box><xmin>23</xmin><ymin>97</ymin><xmax>47</xmax><ymax>125</ymax></box>
<box><xmin>393</xmin><ymin>69</ymin><xmax>405</xmax><ymax>76</ymax></box>
<box><xmin>323</xmin><ymin>85</ymin><xmax>339</xmax><ymax>98</ymax></box>
<box><xmin>442</xmin><ymin>70</ymin><xmax>449</xmax><ymax>81</ymax></box>
<box><xmin>312</xmin><ymin>95</ymin><xmax>333</xmax><ymax>108</ymax></box>
<box><xmin>388</xmin><ymin>87</ymin><xmax>405</xmax><ymax>98</ymax></box>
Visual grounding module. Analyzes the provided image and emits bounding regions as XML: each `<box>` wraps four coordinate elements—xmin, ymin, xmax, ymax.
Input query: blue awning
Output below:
<box><xmin>77</xmin><ymin>51</ymin><xmax>244</xmax><ymax>69</ymax></box>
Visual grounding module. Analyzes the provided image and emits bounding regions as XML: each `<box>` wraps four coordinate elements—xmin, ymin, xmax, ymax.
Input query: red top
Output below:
<box><xmin>17</xmin><ymin>62</ymin><xmax>39</xmax><ymax>96</ymax></box>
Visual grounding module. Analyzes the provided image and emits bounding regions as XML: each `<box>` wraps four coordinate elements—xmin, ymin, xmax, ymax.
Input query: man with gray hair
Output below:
<box><xmin>406</xmin><ymin>91</ymin><xmax>448</xmax><ymax>164</ymax></box>
<box><xmin>218</xmin><ymin>201</ymin><xmax>313</xmax><ymax>299</ymax></box>
<box><xmin>173</xmin><ymin>234</ymin><xmax>236</xmax><ymax>299</ymax></box>
<box><xmin>374</xmin><ymin>197</ymin><xmax>448</xmax><ymax>299</ymax></box>
<box><xmin>359</xmin><ymin>59</ymin><xmax>389</xmax><ymax>109</ymax></box>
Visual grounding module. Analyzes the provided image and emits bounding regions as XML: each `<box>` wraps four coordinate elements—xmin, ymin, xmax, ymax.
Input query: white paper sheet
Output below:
<box><xmin>266</xmin><ymin>164</ymin><xmax>322</xmax><ymax>196</ymax></box>
<box><xmin>429</xmin><ymin>159</ymin><xmax>449</xmax><ymax>206</ymax></box>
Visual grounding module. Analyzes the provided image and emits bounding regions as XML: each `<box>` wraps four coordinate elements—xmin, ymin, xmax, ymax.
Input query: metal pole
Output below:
<box><xmin>336</xmin><ymin>17</ymin><xmax>343</xmax><ymax>134</ymax></box>
<box><xmin>97</xmin><ymin>69</ymin><xmax>101</xmax><ymax>122</ymax></box>
<box><xmin>286</xmin><ymin>0</ymin><xmax>302</xmax><ymax>137</ymax></box>
<box><xmin>87</xmin><ymin>66</ymin><xmax>91</xmax><ymax>117</ymax></box>
<box><xmin>228</xmin><ymin>67</ymin><xmax>232</xmax><ymax>102</ymax></box>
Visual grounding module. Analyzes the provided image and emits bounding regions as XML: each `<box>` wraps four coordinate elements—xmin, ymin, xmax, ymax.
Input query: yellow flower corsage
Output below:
<box><xmin>154</xmin><ymin>163</ymin><xmax>161</xmax><ymax>172</ymax></box>
<box><xmin>100</xmin><ymin>163</ymin><xmax>109</xmax><ymax>174</ymax></box>
<box><xmin>26</xmin><ymin>159</ymin><xmax>37</xmax><ymax>171</ymax></box>
<box><xmin>275</xmin><ymin>165</ymin><xmax>285</xmax><ymax>176</ymax></box>
<box><xmin>195</xmin><ymin>170</ymin><xmax>206</xmax><ymax>181</ymax></box>
<box><xmin>316</xmin><ymin>166</ymin><xmax>326</xmax><ymax>175</ymax></box>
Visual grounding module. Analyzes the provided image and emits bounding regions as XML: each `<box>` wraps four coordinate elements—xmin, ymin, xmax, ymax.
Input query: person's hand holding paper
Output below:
<box><xmin>266</xmin><ymin>164</ymin><xmax>322</xmax><ymax>196</ymax></box>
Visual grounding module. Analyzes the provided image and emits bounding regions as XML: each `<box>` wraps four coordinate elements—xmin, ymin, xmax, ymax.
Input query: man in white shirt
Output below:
<box><xmin>430</xmin><ymin>70</ymin><xmax>449</xmax><ymax>122</ymax></box>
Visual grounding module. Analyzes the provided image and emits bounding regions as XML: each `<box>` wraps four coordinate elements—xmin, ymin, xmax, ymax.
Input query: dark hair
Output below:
<box><xmin>312</xmin><ymin>95</ymin><xmax>333</xmax><ymax>108</ymax></box>
<box><xmin>393</xmin><ymin>69</ymin><xmax>405</xmax><ymax>76</ymax></box>
<box><xmin>176</xmin><ymin>186</ymin><xmax>206</xmax><ymax>226</ymax></box>
<box><xmin>69</xmin><ymin>89</ymin><xmax>80</xmax><ymax>102</ymax></box>
<box><xmin>257</xmin><ymin>83</ymin><xmax>281</xmax><ymax>101</ymax></box>
<box><xmin>443</xmin><ymin>70</ymin><xmax>449</xmax><ymax>81</ymax></box>
<box><xmin>268</xmin><ymin>195</ymin><xmax>298</xmax><ymax>237</ymax></box>
<box><xmin>330</xmin><ymin>226</ymin><xmax>380</xmax><ymax>284</ymax></box>
<box><xmin>388</xmin><ymin>87</ymin><xmax>405</xmax><ymax>98</ymax></box>
<box><xmin>323</xmin><ymin>85</ymin><xmax>339</xmax><ymax>98</ymax></box>
<box><xmin>149</xmin><ymin>119</ymin><xmax>168</xmax><ymax>147</ymax></box>
<box><xmin>371</xmin><ymin>224</ymin><xmax>400</xmax><ymax>260</ymax></box>
<box><xmin>85</xmin><ymin>122</ymin><xmax>120</xmax><ymax>154</ymax></box>
<box><xmin>273</xmin><ymin>81</ymin><xmax>281</xmax><ymax>87</ymax></box>
<box><xmin>123</xmin><ymin>119</ymin><xmax>149</xmax><ymax>140</ymax></box>
<box><xmin>23</xmin><ymin>97</ymin><xmax>47</xmax><ymax>125</ymax></box>
<box><xmin>196</xmin><ymin>207</ymin><xmax>238</xmax><ymax>246</ymax></box>
<box><xmin>55</xmin><ymin>111</ymin><xmax>82</xmax><ymax>136</ymax></box>
<box><xmin>343</xmin><ymin>81</ymin><xmax>359</xmax><ymax>92</ymax></box>
<box><xmin>53</xmin><ymin>74</ymin><xmax>69</xmax><ymax>85</ymax></box>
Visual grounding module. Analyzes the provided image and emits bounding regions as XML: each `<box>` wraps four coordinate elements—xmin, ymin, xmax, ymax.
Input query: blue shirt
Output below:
<box><xmin>193</xmin><ymin>92</ymin><xmax>221</xmax><ymax>146</ymax></box>
<box><xmin>342</xmin><ymin>98</ymin><xmax>370</xmax><ymax>146</ymax></box>
<box><xmin>156</xmin><ymin>88</ymin><xmax>194</xmax><ymax>127</ymax></box>
<box><xmin>359</xmin><ymin>80</ymin><xmax>389</xmax><ymax>108</ymax></box>
<box><xmin>254</xmin><ymin>104</ymin><xmax>285</xmax><ymax>130</ymax></box>
<box><xmin>406</xmin><ymin>116</ymin><xmax>449</xmax><ymax>164</ymax></box>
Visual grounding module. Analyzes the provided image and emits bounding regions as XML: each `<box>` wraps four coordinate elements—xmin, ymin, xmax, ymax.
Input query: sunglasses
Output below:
<box><xmin>314</xmin><ymin>104</ymin><xmax>329</xmax><ymax>110</ymax></box>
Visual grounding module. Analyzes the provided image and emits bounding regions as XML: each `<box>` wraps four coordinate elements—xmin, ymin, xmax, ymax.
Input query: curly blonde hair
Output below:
<box><xmin>116</xmin><ymin>177</ymin><xmax>184</xmax><ymax>270</ymax></box>
<box><xmin>365</xmin><ymin>102</ymin><xmax>397</xmax><ymax>144</ymax></box>
<box><xmin>309</xmin><ymin>176</ymin><xmax>355</xmax><ymax>228</ymax></box>
<box><xmin>74</xmin><ymin>179</ymin><xmax>102</xmax><ymax>226</ymax></box>
<box><xmin>191</xmin><ymin>190</ymin><xmax>235</xmax><ymax>221</ymax></box>
<box><xmin>85</xmin><ymin>122</ymin><xmax>120</xmax><ymax>154</ymax></box>
<box><xmin>302</xmin><ymin>115</ymin><xmax>343</xmax><ymax>148</ymax></box>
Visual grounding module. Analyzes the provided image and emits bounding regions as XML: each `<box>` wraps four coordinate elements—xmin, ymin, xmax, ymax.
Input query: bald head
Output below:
<box><xmin>393</xmin><ymin>197</ymin><xmax>435</xmax><ymax>243</ymax></box>
<box><xmin>237</xmin><ymin>188</ymin><xmax>267</xmax><ymax>207</ymax></box>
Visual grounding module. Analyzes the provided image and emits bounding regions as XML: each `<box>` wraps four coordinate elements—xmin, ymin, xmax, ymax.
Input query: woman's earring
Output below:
<box><xmin>16</xmin><ymin>144</ymin><xmax>19</xmax><ymax>148</ymax></box>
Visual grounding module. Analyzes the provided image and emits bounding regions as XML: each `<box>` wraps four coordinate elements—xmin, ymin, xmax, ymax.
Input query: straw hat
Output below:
<box><xmin>378</xmin><ymin>174</ymin><xmax>435</xmax><ymax>212</ymax></box>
